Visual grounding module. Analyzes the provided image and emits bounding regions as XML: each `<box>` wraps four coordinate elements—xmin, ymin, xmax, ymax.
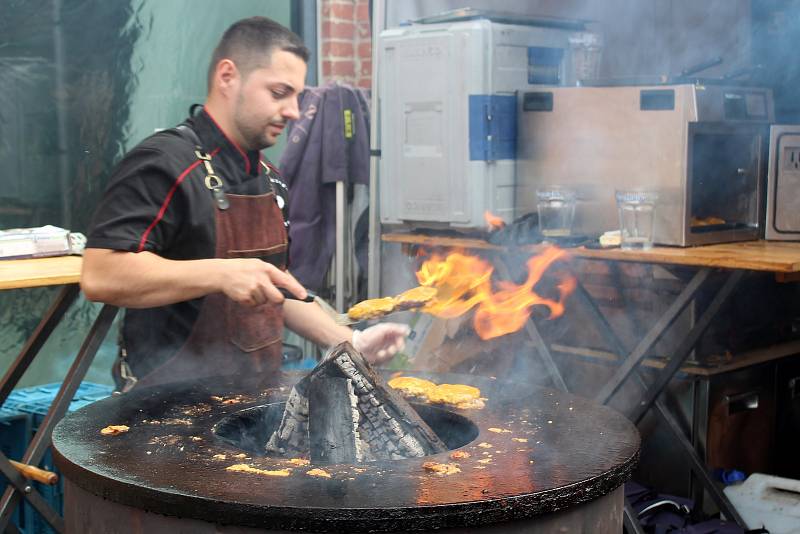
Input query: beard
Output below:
<box><xmin>233</xmin><ymin>94</ymin><xmax>282</xmax><ymax>151</ymax></box>
<box><xmin>233</xmin><ymin>111</ymin><xmax>270</xmax><ymax>151</ymax></box>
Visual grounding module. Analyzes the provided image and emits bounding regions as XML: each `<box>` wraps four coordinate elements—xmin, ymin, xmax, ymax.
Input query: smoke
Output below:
<box><xmin>386</xmin><ymin>0</ymin><xmax>753</xmax><ymax>80</ymax></box>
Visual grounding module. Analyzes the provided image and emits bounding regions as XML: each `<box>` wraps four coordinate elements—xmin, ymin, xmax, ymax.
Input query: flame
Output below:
<box><xmin>484</xmin><ymin>211</ymin><xmax>506</xmax><ymax>231</ymax></box>
<box><xmin>416</xmin><ymin>247</ymin><xmax>575</xmax><ymax>340</ymax></box>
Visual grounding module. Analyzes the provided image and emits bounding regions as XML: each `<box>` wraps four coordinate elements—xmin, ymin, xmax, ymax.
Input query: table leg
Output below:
<box><xmin>630</xmin><ymin>271</ymin><xmax>744</xmax><ymax>424</ymax></box>
<box><xmin>0</xmin><ymin>285</ymin><xmax>79</xmax><ymax>407</ymax></box>
<box><xmin>522</xmin><ymin>319</ymin><xmax>568</xmax><ymax>392</ymax></box>
<box><xmin>569</xmin><ymin>266</ymin><xmax>747</xmax><ymax>529</ymax></box>
<box><xmin>573</xmin><ymin>279</ymin><xmax>629</xmax><ymax>357</ymax></box>
<box><xmin>495</xmin><ymin>259</ymin><xmax>568</xmax><ymax>392</ymax></box>
<box><xmin>0</xmin><ymin>451</ymin><xmax>64</xmax><ymax>533</ymax></box>
<box><xmin>0</xmin><ymin>304</ymin><xmax>118</xmax><ymax>533</ymax></box>
<box><xmin>652</xmin><ymin>399</ymin><xmax>746</xmax><ymax>526</ymax></box>
<box><xmin>594</xmin><ymin>269</ymin><xmax>710</xmax><ymax>405</ymax></box>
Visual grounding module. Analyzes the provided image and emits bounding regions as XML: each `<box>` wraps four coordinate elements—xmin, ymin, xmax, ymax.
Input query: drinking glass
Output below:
<box><xmin>537</xmin><ymin>189</ymin><xmax>576</xmax><ymax>237</ymax></box>
<box><xmin>615</xmin><ymin>190</ymin><xmax>659</xmax><ymax>250</ymax></box>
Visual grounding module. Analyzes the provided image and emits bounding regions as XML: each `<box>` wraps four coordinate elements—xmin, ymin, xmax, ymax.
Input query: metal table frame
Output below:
<box><xmin>514</xmin><ymin>259</ymin><xmax>749</xmax><ymax>530</ymax></box>
<box><xmin>0</xmin><ymin>259</ymin><xmax>118</xmax><ymax>534</ymax></box>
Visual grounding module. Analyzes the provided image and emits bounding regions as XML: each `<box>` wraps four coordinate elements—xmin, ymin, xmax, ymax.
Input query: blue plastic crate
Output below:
<box><xmin>2</xmin><ymin>382</ymin><xmax>113</xmax><ymax>418</ymax></box>
<box><xmin>71</xmin><ymin>382</ymin><xmax>114</xmax><ymax>401</ymax></box>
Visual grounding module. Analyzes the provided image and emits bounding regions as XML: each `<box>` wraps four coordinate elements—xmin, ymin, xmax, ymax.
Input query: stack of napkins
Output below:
<box><xmin>0</xmin><ymin>225</ymin><xmax>84</xmax><ymax>260</ymax></box>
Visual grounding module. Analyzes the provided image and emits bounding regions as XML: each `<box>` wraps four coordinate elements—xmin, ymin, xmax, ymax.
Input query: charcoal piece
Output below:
<box><xmin>265</xmin><ymin>387</ymin><xmax>308</xmax><ymax>455</ymax></box>
<box><xmin>264</xmin><ymin>342</ymin><xmax>447</xmax><ymax>462</ymax></box>
<box><xmin>308</xmin><ymin>377</ymin><xmax>360</xmax><ymax>464</ymax></box>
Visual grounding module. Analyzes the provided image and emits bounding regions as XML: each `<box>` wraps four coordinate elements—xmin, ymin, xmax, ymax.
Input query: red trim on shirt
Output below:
<box><xmin>136</xmin><ymin>147</ymin><xmax>221</xmax><ymax>253</ymax></box>
<box><xmin>203</xmin><ymin>108</ymin><xmax>251</xmax><ymax>174</ymax></box>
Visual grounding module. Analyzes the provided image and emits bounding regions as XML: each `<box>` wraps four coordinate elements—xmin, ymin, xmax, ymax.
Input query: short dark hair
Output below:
<box><xmin>208</xmin><ymin>16</ymin><xmax>310</xmax><ymax>90</ymax></box>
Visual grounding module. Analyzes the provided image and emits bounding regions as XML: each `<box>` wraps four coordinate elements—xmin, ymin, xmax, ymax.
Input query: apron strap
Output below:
<box><xmin>174</xmin><ymin>124</ymin><xmax>230</xmax><ymax>210</ymax></box>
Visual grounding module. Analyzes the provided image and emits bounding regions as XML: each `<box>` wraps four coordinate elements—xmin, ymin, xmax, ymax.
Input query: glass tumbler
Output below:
<box><xmin>537</xmin><ymin>189</ymin><xmax>576</xmax><ymax>237</ymax></box>
<box><xmin>615</xmin><ymin>190</ymin><xmax>659</xmax><ymax>250</ymax></box>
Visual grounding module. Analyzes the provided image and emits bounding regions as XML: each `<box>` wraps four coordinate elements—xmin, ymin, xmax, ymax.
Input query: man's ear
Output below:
<box><xmin>214</xmin><ymin>59</ymin><xmax>240</xmax><ymax>96</ymax></box>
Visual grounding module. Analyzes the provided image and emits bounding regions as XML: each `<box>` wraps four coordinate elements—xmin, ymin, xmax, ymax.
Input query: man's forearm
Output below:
<box><xmin>283</xmin><ymin>299</ymin><xmax>353</xmax><ymax>348</ymax></box>
<box><xmin>81</xmin><ymin>248</ymin><xmax>227</xmax><ymax>308</ymax></box>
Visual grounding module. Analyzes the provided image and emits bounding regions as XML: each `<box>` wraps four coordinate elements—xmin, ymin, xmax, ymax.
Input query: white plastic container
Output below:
<box><xmin>379</xmin><ymin>19</ymin><xmax>580</xmax><ymax>229</ymax></box>
<box><xmin>723</xmin><ymin>473</ymin><xmax>800</xmax><ymax>533</ymax></box>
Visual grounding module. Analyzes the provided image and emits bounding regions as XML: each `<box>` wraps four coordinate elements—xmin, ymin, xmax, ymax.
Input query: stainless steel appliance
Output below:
<box><xmin>765</xmin><ymin>124</ymin><xmax>800</xmax><ymax>240</ymax></box>
<box><xmin>516</xmin><ymin>84</ymin><xmax>774</xmax><ymax>246</ymax></box>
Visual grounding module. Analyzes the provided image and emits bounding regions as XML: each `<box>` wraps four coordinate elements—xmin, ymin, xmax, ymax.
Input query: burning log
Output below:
<box><xmin>265</xmin><ymin>343</ymin><xmax>447</xmax><ymax>463</ymax></box>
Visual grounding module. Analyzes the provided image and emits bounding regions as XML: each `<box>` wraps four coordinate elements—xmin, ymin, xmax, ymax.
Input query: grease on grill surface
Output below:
<box><xmin>226</xmin><ymin>464</ymin><xmax>291</xmax><ymax>477</ymax></box>
<box><xmin>422</xmin><ymin>461</ymin><xmax>461</xmax><ymax>475</ymax></box>
<box><xmin>100</xmin><ymin>425</ymin><xmax>129</xmax><ymax>436</ymax></box>
<box><xmin>306</xmin><ymin>468</ymin><xmax>331</xmax><ymax>478</ymax></box>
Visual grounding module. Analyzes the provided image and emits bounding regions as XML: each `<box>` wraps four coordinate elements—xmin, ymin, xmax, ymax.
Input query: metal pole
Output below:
<box><xmin>335</xmin><ymin>182</ymin><xmax>347</xmax><ymax>312</ymax></box>
<box><xmin>366</xmin><ymin>0</ymin><xmax>385</xmax><ymax>298</ymax></box>
<box><xmin>52</xmin><ymin>0</ymin><xmax>71</xmax><ymax>228</ymax></box>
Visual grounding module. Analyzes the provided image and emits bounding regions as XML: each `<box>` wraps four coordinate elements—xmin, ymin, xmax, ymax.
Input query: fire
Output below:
<box><xmin>484</xmin><ymin>211</ymin><xmax>506</xmax><ymax>231</ymax></box>
<box><xmin>416</xmin><ymin>247</ymin><xmax>575</xmax><ymax>340</ymax></box>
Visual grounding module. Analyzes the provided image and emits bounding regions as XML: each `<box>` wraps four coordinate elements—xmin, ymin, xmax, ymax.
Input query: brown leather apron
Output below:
<box><xmin>135</xmin><ymin>157</ymin><xmax>287</xmax><ymax>388</ymax></box>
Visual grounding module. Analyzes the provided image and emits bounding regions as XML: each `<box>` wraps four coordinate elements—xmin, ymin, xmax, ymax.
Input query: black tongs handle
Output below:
<box><xmin>279</xmin><ymin>287</ymin><xmax>317</xmax><ymax>303</ymax></box>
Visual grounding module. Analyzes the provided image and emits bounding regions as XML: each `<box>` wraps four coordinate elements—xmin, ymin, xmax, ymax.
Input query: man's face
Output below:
<box><xmin>232</xmin><ymin>49</ymin><xmax>307</xmax><ymax>151</ymax></box>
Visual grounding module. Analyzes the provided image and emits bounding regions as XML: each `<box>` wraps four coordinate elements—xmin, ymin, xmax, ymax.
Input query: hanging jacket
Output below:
<box><xmin>279</xmin><ymin>82</ymin><xmax>371</xmax><ymax>292</ymax></box>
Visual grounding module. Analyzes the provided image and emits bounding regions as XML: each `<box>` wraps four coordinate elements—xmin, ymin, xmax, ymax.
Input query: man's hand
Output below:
<box><xmin>221</xmin><ymin>259</ymin><xmax>306</xmax><ymax>307</ymax></box>
<box><xmin>352</xmin><ymin>323</ymin><xmax>410</xmax><ymax>365</ymax></box>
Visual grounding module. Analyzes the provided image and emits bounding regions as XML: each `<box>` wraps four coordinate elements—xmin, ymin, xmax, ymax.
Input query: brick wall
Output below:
<box><xmin>320</xmin><ymin>0</ymin><xmax>372</xmax><ymax>88</ymax></box>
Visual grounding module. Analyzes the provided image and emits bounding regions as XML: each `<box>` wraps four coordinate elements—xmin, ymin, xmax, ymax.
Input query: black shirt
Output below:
<box><xmin>87</xmin><ymin>108</ymin><xmax>289</xmax><ymax>378</ymax></box>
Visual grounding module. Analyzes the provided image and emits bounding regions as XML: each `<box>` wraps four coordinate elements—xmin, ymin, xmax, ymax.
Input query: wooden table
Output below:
<box><xmin>382</xmin><ymin>233</ymin><xmax>800</xmax><ymax>274</ymax></box>
<box><xmin>0</xmin><ymin>256</ymin><xmax>82</xmax><ymax>290</ymax></box>
<box><xmin>383</xmin><ymin>232</ymin><xmax>800</xmax><ymax>527</ymax></box>
<box><xmin>0</xmin><ymin>256</ymin><xmax>116</xmax><ymax>533</ymax></box>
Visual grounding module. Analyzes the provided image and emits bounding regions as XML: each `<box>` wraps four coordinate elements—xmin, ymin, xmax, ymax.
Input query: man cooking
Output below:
<box><xmin>81</xmin><ymin>17</ymin><xmax>407</xmax><ymax>391</ymax></box>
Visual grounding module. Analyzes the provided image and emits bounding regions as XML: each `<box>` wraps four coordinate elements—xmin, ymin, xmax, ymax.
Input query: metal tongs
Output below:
<box><xmin>279</xmin><ymin>288</ymin><xmax>360</xmax><ymax>325</ymax></box>
<box><xmin>279</xmin><ymin>288</ymin><xmax>414</xmax><ymax>326</ymax></box>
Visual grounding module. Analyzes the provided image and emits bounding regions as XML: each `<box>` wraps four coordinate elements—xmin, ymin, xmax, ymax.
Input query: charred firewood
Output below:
<box><xmin>265</xmin><ymin>342</ymin><xmax>447</xmax><ymax>463</ymax></box>
<box><xmin>308</xmin><ymin>377</ymin><xmax>360</xmax><ymax>464</ymax></box>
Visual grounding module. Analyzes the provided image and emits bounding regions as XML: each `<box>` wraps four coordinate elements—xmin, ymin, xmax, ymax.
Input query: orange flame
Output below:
<box><xmin>417</xmin><ymin>247</ymin><xmax>575</xmax><ymax>340</ymax></box>
<box><xmin>484</xmin><ymin>211</ymin><xmax>506</xmax><ymax>231</ymax></box>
